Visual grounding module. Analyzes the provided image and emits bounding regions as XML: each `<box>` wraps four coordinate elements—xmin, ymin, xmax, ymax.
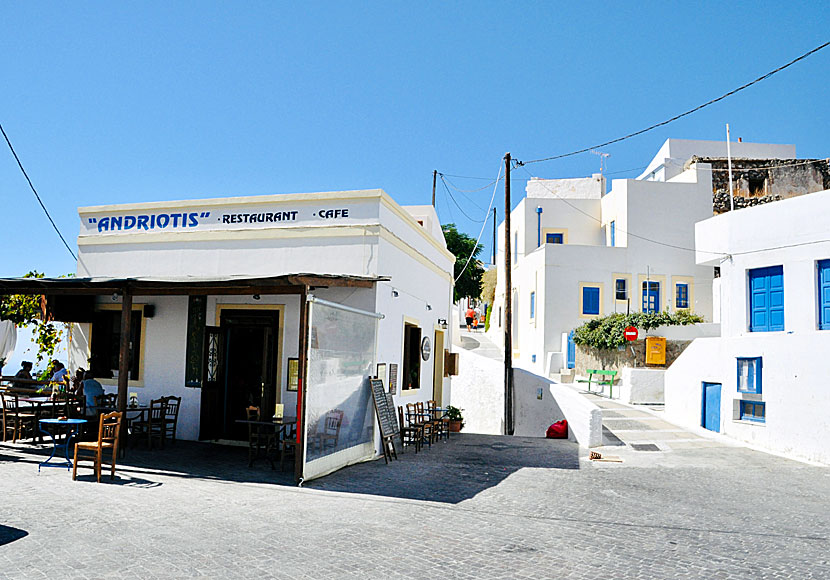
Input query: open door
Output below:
<box><xmin>199</xmin><ymin>326</ymin><xmax>223</xmax><ymax>440</ymax></box>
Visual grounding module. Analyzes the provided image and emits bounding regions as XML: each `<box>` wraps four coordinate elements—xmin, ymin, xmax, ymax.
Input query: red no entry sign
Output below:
<box><xmin>624</xmin><ymin>326</ymin><xmax>638</xmax><ymax>341</ymax></box>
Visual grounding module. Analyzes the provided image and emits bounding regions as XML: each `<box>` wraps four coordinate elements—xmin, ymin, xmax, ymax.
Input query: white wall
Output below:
<box><xmin>666</xmin><ymin>188</ymin><xmax>830</xmax><ymax>464</ymax></box>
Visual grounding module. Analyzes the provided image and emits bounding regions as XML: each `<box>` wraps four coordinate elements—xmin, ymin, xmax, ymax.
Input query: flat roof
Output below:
<box><xmin>0</xmin><ymin>274</ymin><xmax>387</xmax><ymax>296</ymax></box>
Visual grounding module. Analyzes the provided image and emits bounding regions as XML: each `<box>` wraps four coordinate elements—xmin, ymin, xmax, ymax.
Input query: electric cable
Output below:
<box><xmin>0</xmin><ymin>123</ymin><xmax>77</xmax><ymax>260</ymax></box>
<box><xmin>517</xmin><ymin>40</ymin><xmax>830</xmax><ymax>166</ymax></box>
<box><xmin>441</xmin><ymin>176</ymin><xmax>486</xmax><ymax>223</ymax></box>
<box><xmin>454</xmin><ymin>164</ymin><xmax>502</xmax><ymax>283</ymax></box>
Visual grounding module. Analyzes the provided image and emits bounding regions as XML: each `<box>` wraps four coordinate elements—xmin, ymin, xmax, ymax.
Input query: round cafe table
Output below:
<box><xmin>38</xmin><ymin>418</ymin><xmax>87</xmax><ymax>472</ymax></box>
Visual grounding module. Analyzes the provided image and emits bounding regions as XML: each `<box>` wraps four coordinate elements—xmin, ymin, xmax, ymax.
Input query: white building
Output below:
<box><xmin>664</xmin><ymin>188</ymin><xmax>830</xmax><ymax>465</ymax></box>
<box><xmin>2</xmin><ymin>189</ymin><xmax>455</xmax><ymax>480</ymax></box>
<box><xmin>489</xmin><ymin>165</ymin><xmax>715</xmax><ymax>376</ymax></box>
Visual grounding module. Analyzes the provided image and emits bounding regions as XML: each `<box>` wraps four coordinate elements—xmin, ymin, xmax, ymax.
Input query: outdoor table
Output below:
<box><xmin>38</xmin><ymin>418</ymin><xmax>87</xmax><ymax>472</ymax></box>
<box><xmin>236</xmin><ymin>417</ymin><xmax>298</xmax><ymax>468</ymax></box>
<box><xmin>20</xmin><ymin>397</ymin><xmax>62</xmax><ymax>443</ymax></box>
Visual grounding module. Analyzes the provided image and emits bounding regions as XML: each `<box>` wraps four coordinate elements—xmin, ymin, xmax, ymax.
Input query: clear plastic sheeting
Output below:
<box><xmin>302</xmin><ymin>300</ymin><xmax>378</xmax><ymax>481</ymax></box>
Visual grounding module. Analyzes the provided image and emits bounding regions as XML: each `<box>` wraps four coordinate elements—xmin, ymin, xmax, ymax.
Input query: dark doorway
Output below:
<box><xmin>201</xmin><ymin>309</ymin><xmax>279</xmax><ymax>441</ymax></box>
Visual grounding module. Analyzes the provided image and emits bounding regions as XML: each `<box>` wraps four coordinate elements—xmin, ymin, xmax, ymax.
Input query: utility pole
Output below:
<box><xmin>503</xmin><ymin>152</ymin><xmax>514</xmax><ymax>436</ymax></box>
<box><xmin>492</xmin><ymin>207</ymin><xmax>497</xmax><ymax>265</ymax></box>
<box><xmin>432</xmin><ymin>170</ymin><xmax>437</xmax><ymax>207</ymax></box>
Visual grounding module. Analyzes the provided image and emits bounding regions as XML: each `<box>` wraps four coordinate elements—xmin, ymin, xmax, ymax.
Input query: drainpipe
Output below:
<box><xmin>536</xmin><ymin>206</ymin><xmax>543</xmax><ymax>248</ymax></box>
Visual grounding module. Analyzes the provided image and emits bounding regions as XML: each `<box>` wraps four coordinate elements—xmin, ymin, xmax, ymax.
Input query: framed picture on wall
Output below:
<box><xmin>287</xmin><ymin>358</ymin><xmax>299</xmax><ymax>391</ymax></box>
<box><xmin>376</xmin><ymin>363</ymin><xmax>387</xmax><ymax>390</ymax></box>
<box><xmin>388</xmin><ymin>363</ymin><xmax>398</xmax><ymax>395</ymax></box>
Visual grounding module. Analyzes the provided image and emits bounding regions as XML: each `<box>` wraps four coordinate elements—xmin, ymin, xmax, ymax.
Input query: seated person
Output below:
<box><xmin>12</xmin><ymin>361</ymin><xmax>33</xmax><ymax>388</ymax></box>
<box><xmin>49</xmin><ymin>360</ymin><xmax>70</xmax><ymax>399</ymax></box>
<box><xmin>80</xmin><ymin>371</ymin><xmax>104</xmax><ymax>417</ymax></box>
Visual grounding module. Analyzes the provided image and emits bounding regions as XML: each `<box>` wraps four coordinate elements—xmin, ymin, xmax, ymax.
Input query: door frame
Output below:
<box><xmin>432</xmin><ymin>327</ymin><xmax>445</xmax><ymax>405</ymax></box>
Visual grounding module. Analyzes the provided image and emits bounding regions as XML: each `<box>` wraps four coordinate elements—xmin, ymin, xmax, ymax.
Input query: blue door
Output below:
<box><xmin>642</xmin><ymin>281</ymin><xmax>660</xmax><ymax>313</ymax></box>
<box><xmin>702</xmin><ymin>382</ymin><xmax>721</xmax><ymax>432</ymax></box>
<box><xmin>566</xmin><ymin>331</ymin><xmax>575</xmax><ymax>369</ymax></box>
<box><xmin>818</xmin><ymin>260</ymin><xmax>830</xmax><ymax>330</ymax></box>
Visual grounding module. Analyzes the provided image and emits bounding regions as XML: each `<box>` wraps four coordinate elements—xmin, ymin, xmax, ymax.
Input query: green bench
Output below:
<box><xmin>577</xmin><ymin>369</ymin><xmax>618</xmax><ymax>399</ymax></box>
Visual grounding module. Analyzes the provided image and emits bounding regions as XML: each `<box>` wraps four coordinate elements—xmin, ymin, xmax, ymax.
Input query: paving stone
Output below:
<box><xmin>0</xmin><ymin>432</ymin><xmax>828</xmax><ymax>579</ymax></box>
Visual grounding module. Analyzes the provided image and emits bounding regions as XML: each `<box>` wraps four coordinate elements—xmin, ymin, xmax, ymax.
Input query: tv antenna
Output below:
<box><xmin>591</xmin><ymin>150</ymin><xmax>610</xmax><ymax>175</ymax></box>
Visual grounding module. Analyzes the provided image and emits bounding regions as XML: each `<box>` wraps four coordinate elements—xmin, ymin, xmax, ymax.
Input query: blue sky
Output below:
<box><xmin>1</xmin><ymin>1</ymin><xmax>829</xmax><ymax>281</ymax></box>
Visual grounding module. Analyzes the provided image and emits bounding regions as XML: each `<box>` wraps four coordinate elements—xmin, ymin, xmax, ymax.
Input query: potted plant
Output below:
<box><xmin>446</xmin><ymin>405</ymin><xmax>464</xmax><ymax>432</ymax></box>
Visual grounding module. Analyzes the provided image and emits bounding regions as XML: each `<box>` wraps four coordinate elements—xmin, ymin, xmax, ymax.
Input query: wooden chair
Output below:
<box><xmin>94</xmin><ymin>393</ymin><xmax>118</xmax><ymax>410</ymax></box>
<box><xmin>316</xmin><ymin>409</ymin><xmax>344</xmax><ymax>453</ymax></box>
<box><xmin>406</xmin><ymin>403</ymin><xmax>431</xmax><ymax>449</ymax></box>
<box><xmin>161</xmin><ymin>396</ymin><xmax>182</xmax><ymax>444</ymax></box>
<box><xmin>415</xmin><ymin>401</ymin><xmax>437</xmax><ymax>446</ymax></box>
<box><xmin>397</xmin><ymin>405</ymin><xmax>421</xmax><ymax>453</ymax></box>
<box><xmin>130</xmin><ymin>398</ymin><xmax>166</xmax><ymax>450</ymax></box>
<box><xmin>1</xmin><ymin>394</ymin><xmax>36</xmax><ymax>443</ymax></box>
<box><xmin>280</xmin><ymin>423</ymin><xmax>298</xmax><ymax>471</ymax></box>
<box><xmin>73</xmin><ymin>411</ymin><xmax>122</xmax><ymax>483</ymax></box>
<box><xmin>427</xmin><ymin>400</ymin><xmax>450</xmax><ymax>441</ymax></box>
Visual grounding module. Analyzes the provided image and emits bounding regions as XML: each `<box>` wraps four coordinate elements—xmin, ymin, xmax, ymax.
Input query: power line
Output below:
<box><xmin>454</xmin><ymin>164</ymin><xmax>502</xmax><ymax>284</ymax></box>
<box><xmin>517</xmin><ymin>40</ymin><xmax>830</xmax><ymax>166</ymax></box>
<box><xmin>440</xmin><ymin>174</ymin><xmax>500</xmax><ymax>194</ymax></box>
<box><xmin>440</xmin><ymin>175</ymin><xmax>486</xmax><ymax>223</ymax></box>
<box><xmin>0</xmin><ymin>124</ymin><xmax>77</xmax><ymax>261</ymax></box>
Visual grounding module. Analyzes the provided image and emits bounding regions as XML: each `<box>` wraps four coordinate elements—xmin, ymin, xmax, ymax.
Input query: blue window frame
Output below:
<box><xmin>582</xmin><ymin>286</ymin><xmax>600</xmax><ymax>315</ymax></box>
<box><xmin>615</xmin><ymin>278</ymin><xmax>627</xmax><ymax>301</ymax></box>
<box><xmin>642</xmin><ymin>281</ymin><xmax>660</xmax><ymax>313</ymax></box>
<box><xmin>740</xmin><ymin>401</ymin><xmax>766</xmax><ymax>423</ymax></box>
<box><xmin>546</xmin><ymin>233</ymin><xmax>563</xmax><ymax>244</ymax></box>
<box><xmin>530</xmin><ymin>291</ymin><xmax>536</xmax><ymax>319</ymax></box>
<box><xmin>819</xmin><ymin>260</ymin><xmax>830</xmax><ymax>330</ymax></box>
<box><xmin>675</xmin><ymin>283</ymin><xmax>689</xmax><ymax>309</ymax></box>
<box><xmin>610</xmin><ymin>221</ymin><xmax>615</xmax><ymax>247</ymax></box>
<box><xmin>737</xmin><ymin>357</ymin><xmax>762</xmax><ymax>394</ymax></box>
<box><xmin>749</xmin><ymin>266</ymin><xmax>784</xmax><ymax>332</ymax></box>
<box><xmin>513</xmin><ymin>232</ymin><xmax>518</xmax><ymax>264</ymax></box>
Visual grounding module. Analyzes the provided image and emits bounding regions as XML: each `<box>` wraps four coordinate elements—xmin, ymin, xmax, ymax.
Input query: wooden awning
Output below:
<box><xmin>0</xmin><ymin>273</ymin><xmax>387</xmax><ymax>296</ymax></box>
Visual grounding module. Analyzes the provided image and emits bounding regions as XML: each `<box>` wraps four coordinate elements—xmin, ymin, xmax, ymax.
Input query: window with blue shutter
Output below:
<box><xmin>582</xmin><ymin>286</ymin><xmax>600</xmax><ymax>315</ymax></box>
<box><xmin>530</xmin><ymin>291</ymin><xmax>536</xmax><ymax>319</ymax></box>
<box><xmin>748</xmin><ymin>266</ymin><xmax>784</xmax><ymax>332</ymax></box>
<box><xmin>675</xmin><ymin>283</ymin><xmax>689</xmax><ymax>309</ymax></box>
<box><xmin>546</xmin><ymin>233</ymin><xmax>563</xmax><ymax>244</ymax></box>
<box><xmin>610</xmin><ymin>221</ymin><xmax>615</xmax><ymax>247</ymax></box>
<box><xmin>819</xmin><ymin>260</ymin><xmax>830</xmax><ymax>330</ymax></box>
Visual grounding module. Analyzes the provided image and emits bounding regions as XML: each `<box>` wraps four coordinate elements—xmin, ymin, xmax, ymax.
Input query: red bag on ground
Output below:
<box><xmin>546</xmin><ymin>419</ymin><xmax>568</xmax><ymax>439</ymax></box>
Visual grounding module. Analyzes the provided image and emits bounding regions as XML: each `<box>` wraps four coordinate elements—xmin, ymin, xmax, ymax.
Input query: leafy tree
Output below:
<box><xmin>442</xmin><ymin>223</ymin><xmax>484</xmax><ymax>302</ymax></box>
<box><xmin>0</xmin><ymin>271</ymin><xmax>65</xmax><ymax>369</ymax></box>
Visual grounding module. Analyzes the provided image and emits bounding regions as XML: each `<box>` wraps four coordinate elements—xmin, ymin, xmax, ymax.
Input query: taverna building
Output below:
<box><xmin>0</xmin><ymin>189</ymin><xmax>454</xmax><ymax>480</ymax></box>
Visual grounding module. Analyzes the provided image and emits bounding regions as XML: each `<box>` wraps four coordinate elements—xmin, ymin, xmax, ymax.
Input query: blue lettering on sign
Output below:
<box><xmin>90</xmin><ymin>211</ymin><xmax>212</xmax><ymax>233</ymax></box>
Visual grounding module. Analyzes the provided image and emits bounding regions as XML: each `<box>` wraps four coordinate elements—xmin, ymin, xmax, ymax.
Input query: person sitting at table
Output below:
<box><xmin>79</xmin><ymin>371</ymin><xmax>104</xmax><ymax>417</ymax></box>
<box><xmin>12</xmin><ymin>361</ymin><xmax>33</xmax><ymax>388</ymax></box>
<box><xmin>49</xmin><ymin>360</ymin><xmax>70</xmax><ymax>399</ymax></box>
<box><xmin>71</xmin><ymin>367</ymin><xmax>86</xmax><ymax>394</ymax></box>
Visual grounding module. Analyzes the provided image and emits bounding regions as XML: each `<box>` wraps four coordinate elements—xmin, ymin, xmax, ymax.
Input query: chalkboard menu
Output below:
<box><xmin>370</xmin><ymin>378</ymin><xmax>399</xmax><ymax>441</ymax></box>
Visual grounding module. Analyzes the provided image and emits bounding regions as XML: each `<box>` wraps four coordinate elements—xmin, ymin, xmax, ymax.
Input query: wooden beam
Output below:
<box><xmin>117</xmin><ymin>286</ymin><xmax>132</xmax><ymax>449</ymax></box>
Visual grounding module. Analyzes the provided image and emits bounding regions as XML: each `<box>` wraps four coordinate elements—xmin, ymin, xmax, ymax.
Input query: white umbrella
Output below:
<box><xmin>0</xmin><ymin>320</ymin><xmax>17</xmax><ymax>370</ymax></box>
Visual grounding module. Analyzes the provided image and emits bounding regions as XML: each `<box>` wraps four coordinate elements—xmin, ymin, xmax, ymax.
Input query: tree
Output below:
<box><xmin>442</xmin><ymin>223</ymin><xmax>484</xmax><ymax>302</ymax></box>
<box><xmin>0</xmin><ymin>271</ymin><xmax>65</xmax><ymax>372</ymax></box>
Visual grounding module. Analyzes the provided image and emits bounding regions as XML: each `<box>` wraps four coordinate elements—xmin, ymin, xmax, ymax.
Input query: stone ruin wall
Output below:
<box><xmin>689</xmin><ymin>157</ymin><xmax>830</xmax><ymax>214</ymax></box>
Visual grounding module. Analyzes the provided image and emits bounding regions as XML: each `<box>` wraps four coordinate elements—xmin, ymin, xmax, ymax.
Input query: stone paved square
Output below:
<box><xmin>1</xmin><ymin>433</ymin><xmax>828</xmax><ymax>579</ymax></box>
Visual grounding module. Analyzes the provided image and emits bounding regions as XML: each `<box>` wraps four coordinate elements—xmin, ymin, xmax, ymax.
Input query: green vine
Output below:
<box><xmin>572</xmin><ymin>310</ymin><xmax>704</xmax><ymax>350</ymax></box>
<box><xmin>0</xmin><ymin>271</ymin><xmax>67</xmax><ymax>368</ymax></box>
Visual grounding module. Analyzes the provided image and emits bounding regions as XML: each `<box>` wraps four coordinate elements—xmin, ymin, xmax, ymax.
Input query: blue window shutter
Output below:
<box><xmin>819</xmin><ymin>260</ymin><xmax>830</xmax><ymax>330</ymax></box>
<box><xmin>676</xmin><ymin>283</ymin><xmax>689</xmax><ymax>309</ymax></box>
<box><xmin>610</xmin><ymin>221</ymin><xmax>615</xmax><ymax>247</ymax></box>
<box><xmin>546</xmin><ymin>233</ymin><xmax>563</xmax><ymax>244</ymax></box>
<box><xmin>749</xmin><ymin>266</ymin><xmax>784</xmax><ymax>332</ymax></box>
<box><xmin>583</xmin><ymin>286</ymin><xmax>600</xmax><ymax>315</ymax></box>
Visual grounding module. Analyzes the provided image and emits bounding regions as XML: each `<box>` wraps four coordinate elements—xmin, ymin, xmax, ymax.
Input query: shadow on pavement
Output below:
<box><xmin>0</xmin><ymin>525</ymin><xmax>28</xmax><ymax>546</ymax></box>
<box><xmin>308</xmin><ymin>433</ymin><xmax>580</xmax><ymax>504</ymax></box>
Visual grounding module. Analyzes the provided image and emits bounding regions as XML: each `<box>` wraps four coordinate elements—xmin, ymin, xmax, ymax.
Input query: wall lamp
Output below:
<box><xmin>438</xmin><ymin>318</ymin><xmax>447</xmax><ymax>329</ymax></box>
<box><xmin>426</xmin><ymin>303</ymin><xmax>432</xmax><ymax>311</ymax></box>
<box><xmin>392</xmin><ymin>289</ymin><xmax>399</xmax><ymax>297</ymax></box>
